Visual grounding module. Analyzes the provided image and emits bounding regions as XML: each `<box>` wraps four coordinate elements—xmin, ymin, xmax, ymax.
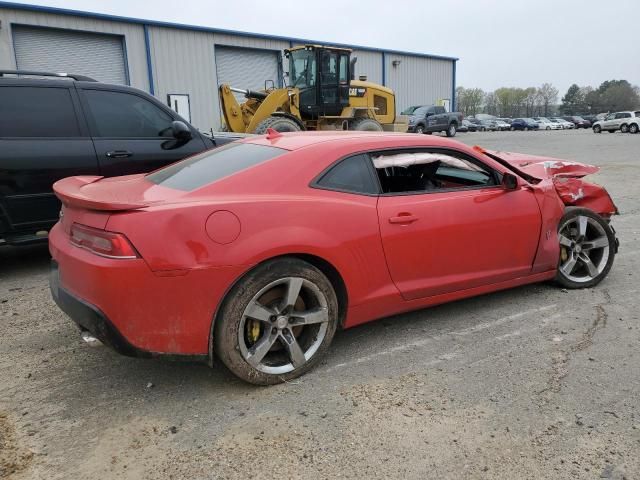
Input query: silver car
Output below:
<box><xmin>592</xmin><ymin>111</ymin><xmax>640</xmax><ymax>133</ymax></box>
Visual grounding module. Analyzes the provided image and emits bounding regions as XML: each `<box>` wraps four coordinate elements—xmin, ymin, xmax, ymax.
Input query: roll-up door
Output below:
<box><xmin>12</xmin><ymin>25</ymin><xmax>127</xmax><ymax>85</ymax></box>
<box><xmin>215</xmin><ymin>45</ymin><xmax>281</xmax><ymax>102</ymax></box>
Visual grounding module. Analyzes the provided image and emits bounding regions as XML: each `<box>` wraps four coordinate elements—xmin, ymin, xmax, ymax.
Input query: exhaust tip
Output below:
<box><xmin>81</xmin><ymin>330</ymin><xmax>102</xmax><ymax>347</ymax></box>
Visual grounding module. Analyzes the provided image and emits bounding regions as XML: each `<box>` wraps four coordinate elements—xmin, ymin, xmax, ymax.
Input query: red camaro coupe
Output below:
<box><xmin>49</xmin><ymin>131</ymin><xmax>618</xmax><ymax>384</ymax></box>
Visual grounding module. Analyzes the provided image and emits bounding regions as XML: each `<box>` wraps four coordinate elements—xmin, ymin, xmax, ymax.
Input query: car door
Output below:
<box><xmin>602</xmin><ymin>114</ymin><xmax>616</xmax><ymax>130</ymax></box>
<box><xmin>374</xmin><ymin>148</ymin><xmax>542</xmax><ymax>300</ymax></box>
<box><xmin>79</xmin><ymin>87</ymin><xmax>208</xmax><ymax>178</ymax></box>
<box><xmin>0</xmin><ymin>83</ymin><xmax>97</xmax><ymax>234</ymax></box>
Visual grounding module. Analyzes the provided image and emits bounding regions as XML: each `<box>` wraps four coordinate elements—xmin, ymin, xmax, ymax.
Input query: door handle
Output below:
<box><xmin>106</xmin><ymin>150</ymin><xmax>133</xmax><ymax>158</ymax></box>
<box><xmin>389</xmin><ymin>214</ymin><xmax>418</xmax><ymax>224</ymax></box>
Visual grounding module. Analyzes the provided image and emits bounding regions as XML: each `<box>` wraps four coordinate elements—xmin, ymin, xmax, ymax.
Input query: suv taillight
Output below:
<box><xmin>70</xmin><ymin>223</ymin><xmax>139</xmax><ymax>259</ymax></box>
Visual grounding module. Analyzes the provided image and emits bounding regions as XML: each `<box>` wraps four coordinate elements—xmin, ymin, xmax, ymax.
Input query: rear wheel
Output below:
<box><xmin>446</xmin><ymin>123</ymin><xmax>457</xmax><ymax>137</ymax></box>
<box><xmin>593</xmin><ymin>125</ymin><xmax>602</xmax><ymax>133</ymax></box>
<box><xmin>414</xmin><ymin>125</ymin><xmax>425</xmax><ymax>134</ymax></box>
<box><xmin>620</xmin><ymin>124</ymin><xmax>629</xmax><ymax>133</ymax></box>
<box><xmin>214</xmin><ymin>258</ymin><xmax>339</xmax><ymax>385</ymax></box>
<box><xmin>254</xmin><ymin>116</ymin><xmax>302</xmax><ymax>134</ymax></box>
<box><xmin>555</xmin><ymin>208</ymin><xmax>616</xmax><ymax>289</ymax></box>
<box><xmin>630</xmin><ymin>123</ymin><xmax>639</xmax><ymax>134</ymax></box>
<box><xmin>510</xmin><ymin>126</ymin><xmax>515</xmax><ymax>131</ymax></box>
<box><xmin>350</xmin><ymin>118</ymin><xmax>383</xmax><ymax>131</ymax></box>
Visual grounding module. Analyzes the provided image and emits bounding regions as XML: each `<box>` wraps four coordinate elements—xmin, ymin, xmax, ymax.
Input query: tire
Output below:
<box><xmin>620</xmin><ymin>124</ymin><xmax>629</xmax><ymax>133</ymax></box>
<box><xmin>593</xmin><ymin>125</ymin><xmax>601</xmax><ymax>133</ymax></box>
<box><xmin>414</xmin><ymin>125</ymin><xmax>425</xmax><ymax>134</ymax></box>
<box><xmin>546</xmin><ymin>126</ymin><xmax>551</xmax><ymax>130</ymax></box>
<box><xmin>630</xmin><ymin>123</ymin><xmax>639</xmax><ymax>134</ymax></box>
<box><xmin>445</xmin><ymin>123</ymin><xmax>457</xmax><ymax>137</ymax></box>
<box><xmin>254</xmin><ymin>116</ymin><xmax>302</xmax><ymax>134</ymax></box>
<box><xmin>525</xmin><ymin>127</ymin><xmax>529</xmax><ymax>131</ymax></box>
<box><xmin>555</xmin><ymin>208</ymin><xmax>616</xmax><ymax>289</ymax></box>
<box><xmin>350</xmin><ymin>118</ymin><xmax>383</xmax><ymax>131</ymax></box>
<box><xmin>510</xmin><ymin>126</ymin><xmax>515</xmax><ymax>131</ymax></box>
<box><xmin>214</xmin><ymin>257</ymin><xmax>339</xmax><ymax>385</ymax></box>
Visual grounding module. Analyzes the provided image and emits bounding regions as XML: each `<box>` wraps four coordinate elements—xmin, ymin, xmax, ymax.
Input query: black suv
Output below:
<box><xmin>0</xmin><ymin>71</ymin><xmax>240</xmax><ymax>245</ymax></box>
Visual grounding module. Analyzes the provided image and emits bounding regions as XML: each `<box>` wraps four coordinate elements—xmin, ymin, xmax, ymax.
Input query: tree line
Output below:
<box><xmin>456</xmin><ymin>80</ymin><xmax>639</xmax><ymax>118</ymax></box>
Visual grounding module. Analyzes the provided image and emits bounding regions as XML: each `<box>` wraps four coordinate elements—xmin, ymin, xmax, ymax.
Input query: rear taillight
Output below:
<box><xmin>70</xmin><ymin>223</ymin><xmax>139</xmax><ymax>259</ymax></box>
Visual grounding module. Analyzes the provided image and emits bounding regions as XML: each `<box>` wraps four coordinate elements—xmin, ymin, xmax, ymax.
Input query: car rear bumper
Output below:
<box><xmin>48</xmin><ymin>222</ymin><xmax>246</xmax><ymax>357</ymax></box>
<box><xmin>50</xmin><ymin>260</ymin><xmax>154</xmax><ymax>358</ymax></box>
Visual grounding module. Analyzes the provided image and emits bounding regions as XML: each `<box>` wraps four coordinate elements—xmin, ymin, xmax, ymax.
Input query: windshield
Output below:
<box><xmin>289</xmin><ymin>49</ymin><xmax>317</xmax><ymax>88</ymax></box>
<box><xmin>402</xmin><ymin>106</ymin><xmax>420</xmax><ymax>115</ymax></box>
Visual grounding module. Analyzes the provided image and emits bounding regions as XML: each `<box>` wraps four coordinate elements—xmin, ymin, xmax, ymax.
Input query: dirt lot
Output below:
<box><xmin>1</xmin><ymin>129</ymin><xmax>639</xmax><ymax>479</ymax></box>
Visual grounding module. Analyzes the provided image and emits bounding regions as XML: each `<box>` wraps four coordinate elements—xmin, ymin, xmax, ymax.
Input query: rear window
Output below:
<box><xmin>147</xmin><ymin>142</ymin><xmax>287</xmax><ymax>191</ymax></box>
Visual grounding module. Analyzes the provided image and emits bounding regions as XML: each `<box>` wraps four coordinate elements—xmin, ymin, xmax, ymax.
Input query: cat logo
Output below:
<box><xmin>349</xmin><ymin>87</ymin><xmax>367</xmax><ymax>97</ymax></box>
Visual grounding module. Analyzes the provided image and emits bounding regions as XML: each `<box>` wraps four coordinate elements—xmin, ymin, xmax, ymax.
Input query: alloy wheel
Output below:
<box><xmin>238</xmin><ymin>277</ymin><xmax>329</xmax><ymax>374</ymax></box>
<box><xmin>558</xmin><ymin>215</ymin><xmax>610</xmax><ymax>283</ymax></box>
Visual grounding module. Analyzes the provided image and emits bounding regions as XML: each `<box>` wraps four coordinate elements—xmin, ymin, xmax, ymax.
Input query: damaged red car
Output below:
<box><xmin>49</xmin><ymin>132</ymin><xmax>619</xmax><ymax>384</ymax></box>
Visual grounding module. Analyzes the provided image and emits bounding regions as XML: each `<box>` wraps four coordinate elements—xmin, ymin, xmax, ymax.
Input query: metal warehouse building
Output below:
<box><xmin>0</xmin><ymin>2</ymin><xmax>458</xmax><ymax>132</ymax></box>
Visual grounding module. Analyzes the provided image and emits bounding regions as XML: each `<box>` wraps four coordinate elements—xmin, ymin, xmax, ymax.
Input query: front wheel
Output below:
<box><xmin>555</xmin><ymin>208</ymin><xmax>616</xmax><ymax>289</ymax></box>
<box><xmin>620</xmin><ymin>124</ymin><xmax>629</xmax><ymax>133</ymax></box>
<box><xmin>446</xmin><ymin>123</ymin><xmax>457</xmax><ymax>137</ymax></box>
<box><xmin>593</xmin><ymin>125</ymin><xmax>602</xmax><ymax>133</ymax></box>
<box><xmin>214</xmin><ymin>258</ymin><xmax>339</xmax><ymax>385</ymax></box>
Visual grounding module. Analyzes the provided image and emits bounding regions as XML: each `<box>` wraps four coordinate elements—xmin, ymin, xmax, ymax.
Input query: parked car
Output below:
<box><xmin>592</xmin><ymin>111</ymin><xmax>639</xmax><ymax>133</ymax></box>
<box><xmin>510</xmin><ymin>118</ymin><xmax>539</xmax><ymax>131</ymax></box>
<box><xmin>407</xmin><ymin>105</ymin><xmax>464</xmax><ymax>137</ymax></box>
<box><xmin>562</xmin><ymin>116</ymin><xmax>591</xmax><ymax>129</ymax></box>
<box><xmin>551</xmin><ymin>117</ymin><xmax>574</xmax><ymax>129</ymax></box>
<box><xmin>581</xmin><ymin>114</ymin><xmax>599</xmax><ymax>125</ymax></box>
<box><xmin>0</xmin><ymin>70</ymin><xmax>242</xmax><ymax>246</ymax></box>
<box><xmin>49</xmin><ymin>131</ymin><xmax>619</xmax><ymax>384</ymax></box>
<box><xmin>494</xmin><ymin>119</ymin><xmax>511</xmax><ymax>131</ymax></box>
<box><xmin>497</xmin><ymin>118</ymin><xmax>513</xmax><ymax>125</ymax></box>
<box><xmin>533</xmin><ymin>117</ymin><xmax>562</xmax><ymax>130</ymax></box>
<box><xmin>479</xmin><ymin>119</ymin><xmax>498</xmax><ymax>131</ymax></box>
<box><xmin>628</xmin><ymin>112</ymin><xmax>640</xmax><ymax>134</ymax></box>
<box><xmin>461</xmin><ymin>119</ymin><xmax>479</xmax><ymax>132</ymax></box>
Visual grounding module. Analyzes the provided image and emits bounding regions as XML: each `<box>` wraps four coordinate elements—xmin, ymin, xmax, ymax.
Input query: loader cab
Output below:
<box><xmin>287</xmin><ymin>45</ymin><xmax>351</xmax><ymax>118</ymax></box>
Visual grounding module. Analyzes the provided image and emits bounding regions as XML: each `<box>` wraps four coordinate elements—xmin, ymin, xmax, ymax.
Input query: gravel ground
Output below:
<box><xmin>1</xmin><ymin>128</ymin><xmax>639</xmax><ymax>480</ymax></box>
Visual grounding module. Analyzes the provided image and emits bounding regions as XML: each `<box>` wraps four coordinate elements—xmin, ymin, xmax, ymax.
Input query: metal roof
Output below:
<box><xmin>0</xmin><ymin>1</ymin><xmax>459</xmax><ymax>62</ymax></box>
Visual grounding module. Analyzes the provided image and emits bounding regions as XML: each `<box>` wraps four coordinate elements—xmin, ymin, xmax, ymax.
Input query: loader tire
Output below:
<box><xmin>350</xmin><ymin>118</ymin><xmax>383</xmax><ymax>132</ymax></box>
<box><xmin>254</xmin><ymin>116</ymin><xmax>302</xmax><ymax>134</ymax></box>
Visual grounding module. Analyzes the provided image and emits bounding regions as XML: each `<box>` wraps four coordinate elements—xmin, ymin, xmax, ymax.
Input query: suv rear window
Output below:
<box><xmin>147</xmin><ymin>142</ymin><xmax>287</xmax><ymax>191</ymax></box>
<box><xmin>0</xmin><ymin>86</ymin><xmax>80</xmax><ymax>137</ymax></box>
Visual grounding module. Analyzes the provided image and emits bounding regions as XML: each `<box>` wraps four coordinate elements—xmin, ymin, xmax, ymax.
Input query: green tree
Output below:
<box><xmin>560</xmin><ymin>84</ymin><xmax>584</xmax><ymax>114</ymax></box>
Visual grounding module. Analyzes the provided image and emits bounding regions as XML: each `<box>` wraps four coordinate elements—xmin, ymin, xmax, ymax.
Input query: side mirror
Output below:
<box><xmin>171</xmin><ymin>121</ymin><xmax>192</xmax><ymax>141</ymax></box>
<box><xmin>502</xmin><ymin>172</ymin><xmax>518</xmax><ymax>190</ymax></box>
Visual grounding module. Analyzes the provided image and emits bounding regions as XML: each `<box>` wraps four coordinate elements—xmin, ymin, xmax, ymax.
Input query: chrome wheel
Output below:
<box><xmin>238</xmin><ymin>277</ymin><xmax>329</xmax><ymax>375</ymax></box>
<box><xmin>558</xmin><ymin>215</ymin><xmax>610</xmax><ymax>283</ymax></box>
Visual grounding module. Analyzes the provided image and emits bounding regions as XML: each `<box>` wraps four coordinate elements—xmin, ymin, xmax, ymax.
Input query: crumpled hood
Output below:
<box><xmin>482</xmin><ymin>149</ymin><xmax>599</xmax><ymax>179</ymax></box>
<box><xmin>474</xmin><ymin>147</ymin><xmax>618</xmax><ymax>216</ymax></box>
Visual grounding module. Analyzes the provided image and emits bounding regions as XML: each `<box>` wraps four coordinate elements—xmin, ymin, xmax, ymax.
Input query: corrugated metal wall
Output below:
<box><xmin>385</xmin><ymin>53</ymin><xmax>453</xmax><ymax>112</ymax></box>
<box><xmin>0</xmin><ymin>7</ymin><xmax>149</xmax><ymax>90</ymax></box>
<box><xmin>0</xmin><ymin>6</ymin><xmax>455</xmax><ymax>131</ymax></box>
<box><xmin>351</xmin><ymin>50</ymin><xmax>383</xmax><ymax>85</ymax></box>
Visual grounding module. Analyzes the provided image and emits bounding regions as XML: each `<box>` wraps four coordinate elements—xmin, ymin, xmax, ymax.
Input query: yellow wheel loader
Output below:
<box><xmin>219</xmin><ymin>45</ymin><xmax>408</xmax><ymax>133</ymax></box>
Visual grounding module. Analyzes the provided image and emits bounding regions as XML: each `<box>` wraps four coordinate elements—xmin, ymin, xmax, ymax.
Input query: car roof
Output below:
<box><xmin>243</xmin><ymin>131</ymin><xmax>464</xmax><ymax>152</ymax></box>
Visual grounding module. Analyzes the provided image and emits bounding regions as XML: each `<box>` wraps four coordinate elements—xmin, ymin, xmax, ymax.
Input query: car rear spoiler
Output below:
<box><xmin>53</xmin><ymin>176</ymin><xmax>150</xmax><ymax>211</ymax></box>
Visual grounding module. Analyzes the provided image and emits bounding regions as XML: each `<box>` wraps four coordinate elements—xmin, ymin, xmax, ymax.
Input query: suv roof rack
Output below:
<box><xmin>0</xmin><ymin>70</ymin><xmax>97</xmax><ymax>82</ymax></box>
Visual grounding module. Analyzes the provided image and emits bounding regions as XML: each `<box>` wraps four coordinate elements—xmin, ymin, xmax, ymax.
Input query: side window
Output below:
<box><xmin>0</xmin><ymin>86</ymin><xmax>80</xmax><ymax>137</ymax></box>
<box><xmin>320</xmin><ymin>51</ymin><xmax>338</xmax><ymax>85</ymax></box>
<box><xmin>339</xmin><ymin>54</ymin><xmax>349</xmax><ymax>84</ymax></box>
<box><xmin>435</xmin><ymin>106</ymin><xmax>446</xmax><ymax>114</ymax></box>
<box><xmin>84</xmin><ymin>90</ymin><xmax>174</xmax><ymax>138</ymax></box>
<box><xmin>372</xmin><ymin>150</ymin><xmax>496</xmax><ymax>194</ymax></box>
<box><xmin>315</xmin><ymin>154</ymin><xmax>379</xmax><ymax>195</ymax></box>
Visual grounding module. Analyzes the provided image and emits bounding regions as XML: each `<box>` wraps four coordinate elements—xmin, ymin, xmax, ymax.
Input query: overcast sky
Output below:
<box><xmin>18</xmin><ymin>0</ymin><xmax>640</xmax><ymax>96</ymax></box>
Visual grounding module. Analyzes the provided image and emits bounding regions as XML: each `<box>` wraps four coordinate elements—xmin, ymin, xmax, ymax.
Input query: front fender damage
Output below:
<box><xmin>552</xmin><ymin>176</ymin><xmax>618</xmax><ymax>217</ymax></box>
